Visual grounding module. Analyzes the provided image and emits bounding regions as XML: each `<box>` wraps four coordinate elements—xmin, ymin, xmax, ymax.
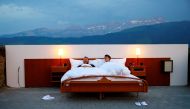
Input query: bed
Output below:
<box><xmin>60</xmin><ymin>58</ymin><xmax>148</xmax><ymax>99</ymax></box>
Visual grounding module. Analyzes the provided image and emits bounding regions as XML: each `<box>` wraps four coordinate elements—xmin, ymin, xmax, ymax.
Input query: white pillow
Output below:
<box><xmin>93</xmin><ymin>59</ymin><xmax>104</xmax><ymax>67</ymax></box>
<box><xmin>89</xmin><ymin>59</ymin><xmax>105</xmax><ymax>67</ymax></box>
<box><xmin>89</xmin><ymin>60</ymin><xmax>99</xmax><ymax>67</ymax></box>
<box><xmin>111</xmin><ymin>58</ymin><xmax>126</xmax><ymax>65</ymax></box>
<box><xmin>100</xmin><ymin>62</ymin><xmax>130</xmax><ymax>76</ymax></box>
<box><xmin>70</xmin><ymin>59</ymin><xmax>83</xmax><ymax>69</ymax></box>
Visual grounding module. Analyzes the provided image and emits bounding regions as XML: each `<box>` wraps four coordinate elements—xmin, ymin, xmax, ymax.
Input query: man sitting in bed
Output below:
<box><xmin>78</xmin><ymin>56</ymin><xmax>95</xmax><ymax>67</ymax></box>
<box><xmin>104</xmin><ymin>54</ymin><xmax>111</xmax><ymax>62</ymax></box>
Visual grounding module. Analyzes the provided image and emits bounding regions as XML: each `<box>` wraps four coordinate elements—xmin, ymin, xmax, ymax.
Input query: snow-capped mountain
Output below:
<box><xmin>1</xmin><ymin>21</ymin><xmax>190</xmax><ymax>45</ymax></box>
<box><xmin>0</xmin><ymin>18</ymin><xmax>165</xmax><ymax>38</ymax></box>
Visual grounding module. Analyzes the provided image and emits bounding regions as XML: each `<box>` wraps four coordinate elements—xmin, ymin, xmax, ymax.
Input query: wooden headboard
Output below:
<box><xmin>73</xmin><ymin>58</ymin><xmax>123</xmax><ymax>60</ymax></box>
<box><xmin>25</xmin><ymin>58</ymin><xmax>170</xmax><ymax>87</ymax></box>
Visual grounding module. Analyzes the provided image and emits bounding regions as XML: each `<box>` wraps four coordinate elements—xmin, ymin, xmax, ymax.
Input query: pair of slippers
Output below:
<box><xmin>135</xmin><ymin>101</ymin><xmax>148</xmax><ymax>106</ymax></box>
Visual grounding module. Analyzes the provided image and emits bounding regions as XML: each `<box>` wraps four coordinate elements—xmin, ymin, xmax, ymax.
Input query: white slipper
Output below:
<box><xmin>141</xmin><ymin>101</ymin><xmax>148</xmax><ymax>106</ymax></box>
<box><xmin>135</xmin><ymin>102</ymin><xmax>141</xmax><ymax>106</ymax></box>
<box><xmin>42</xmin><ymin>95</ymin><xmax>55</xmax><ymax>100</ymax></box>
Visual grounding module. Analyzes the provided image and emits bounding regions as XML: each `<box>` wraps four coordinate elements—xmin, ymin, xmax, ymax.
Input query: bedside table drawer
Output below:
<box><xmin>50</xmin><ymin>66</ymin><xmax>69</xmax><ymax>82</ymax></box>
<box><xmin>51</xmin><ymin>66</ymin><xmax>68</xmax><ymax>72</ymax></box>
<box><xmin>131</xmin><ymin>71</ymin><xmax>146</xmax><ymax>77</ymax></box>
<box><xmin>50</xmin><ymin>72</ymin><xmax>65</xmax><ymax>82</ymax></box>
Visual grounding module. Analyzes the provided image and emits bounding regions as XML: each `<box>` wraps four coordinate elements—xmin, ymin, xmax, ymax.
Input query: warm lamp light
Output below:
<box><xmin>136</xmin><ymin>48</ymin><xmax>141</xmax><ymax>56</ymax></box>
<box><xmin>58</xmin><ymin>49</ymin><xmax>64</xmax><ymax>56</ymax></box>
<box><xmin>135</xmin><ymin>48</ymin><xmax>141</xmax><ymax>65</ymax></box>
<box><xmin>58</xmin><ymin>48</ymin><xmax>64</xmax><ymax>65</ymax></box>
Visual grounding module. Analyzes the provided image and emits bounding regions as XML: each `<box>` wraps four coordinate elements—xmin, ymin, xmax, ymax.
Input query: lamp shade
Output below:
<box><xmin>58</xmin><ymin>49</ymin><xmax>64</xmax><ymax>56</ymax></box>
<box><xmin>136</xmin><ymin>48</ymin><xmax>141</xmax><ymax>56</ymax></box>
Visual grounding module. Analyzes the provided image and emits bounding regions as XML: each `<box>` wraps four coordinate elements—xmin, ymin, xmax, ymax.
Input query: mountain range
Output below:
<box><xmin>0</xmin><ymin>21</ymin><xmax>190</xmax><ymax>45</ymax></box>
<box><xmin>0</xmin><ymin>18</ymin><xmax>164</xmax><ymax>38</ymax></box>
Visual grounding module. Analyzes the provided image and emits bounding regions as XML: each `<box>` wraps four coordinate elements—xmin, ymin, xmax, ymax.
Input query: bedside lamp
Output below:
<box><xmin>135</xmin><ymin>48</ymin><xmax>141</xmax><ymax>65</ymax></box>
<box><xmin>58</xmin><ymin>48</ymin><xmax>64</xmax><ymax>66</ymax></box>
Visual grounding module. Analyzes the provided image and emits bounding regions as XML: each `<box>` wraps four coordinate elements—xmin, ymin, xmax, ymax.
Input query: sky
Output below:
<box><xmin>0</xmin><ymin>0</ymin><xmax>190</xmax><ymax>35</ymax></box>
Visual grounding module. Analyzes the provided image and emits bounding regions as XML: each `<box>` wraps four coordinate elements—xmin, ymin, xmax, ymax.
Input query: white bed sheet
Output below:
<box><xmin>61</xmin><ymin>67</ymin><xmax>137</xmax><ymax>82</ymax></box>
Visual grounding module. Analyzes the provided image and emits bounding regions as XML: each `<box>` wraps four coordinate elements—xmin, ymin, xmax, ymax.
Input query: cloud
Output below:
<box><xmin>57</xmin><ymin>20</ymin><xmax>69</xmax><ymax>25</ymax></box>
<box><xmin>75</xmin><ymin>0</ymin><xmax>115</xmax><ymax>8</ymax></box>
<box><xmin>0</xmin><ymin>0</ymin><xmax>189</xmax><ymax>35</ymax></box>
<box><xmin>0</xmin><ymin>4</ymin><xmax>50</xmax><ymax>35</ymax></box>
<box><xmin>0</xmin><ymin>4</ymin><xmax>44</xmax><ymax>19</ymax></box>
<box><xmin>55</xmin><ymin>20</ymin><xmax>72</xmax><ymax>28</ymax></box>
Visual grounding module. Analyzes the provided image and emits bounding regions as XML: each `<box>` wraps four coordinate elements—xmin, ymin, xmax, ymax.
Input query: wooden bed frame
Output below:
<box><xmin>60</xmin><ymin>58</ymin><xmax>148</xmax><ymax>99</ymax></box>
<box><xmin>61</xmin><ymin>76</ymin><xmax>148</xmax><ymax>99</ymax></box>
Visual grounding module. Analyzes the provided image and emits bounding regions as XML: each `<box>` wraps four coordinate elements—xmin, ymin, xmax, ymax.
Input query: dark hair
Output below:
<box><xmin>84</xmin><ymin>56</ymin><xmax>88</xmax><ymax>58</ymax></box>
<box><xmin>104</xmin><ymin>54</ymin><xmax>111</xmax><ymax>59</ymax></box>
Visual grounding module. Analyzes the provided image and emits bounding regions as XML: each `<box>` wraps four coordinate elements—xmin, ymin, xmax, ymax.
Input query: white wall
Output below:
<box><xmin>5</xmin><ymin>44</ymin><xmax>189</xmax><ymax>87</ymax></box>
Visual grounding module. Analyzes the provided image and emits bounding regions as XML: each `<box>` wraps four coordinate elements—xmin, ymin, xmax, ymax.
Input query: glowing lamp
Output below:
<box><xmin>136</xmin><ymin>48</ymin><xmax>141</xmax><ymax>56</ymax></box>
<box><xmin>58</xmin><ymin>49</ymin><xmax>64</xmax><ymax>65</ymax></box>
<box><xmin>135</xmin><ymin>48</ymin><xmax>141</xmax><ymax>65</ymax></box>
<box><xmin>58</xmin><ymin>49</ymin><xmax>64</xmax><ymax>56</ymax></box>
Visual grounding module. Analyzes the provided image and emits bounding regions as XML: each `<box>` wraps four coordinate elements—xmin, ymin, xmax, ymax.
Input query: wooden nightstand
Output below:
<box><xmin>50</xmin><ymin>66</ymin><xmax>69</xmax><ymax>82</ymax></box>
<box><xmin>129</xmin><ymin>66</ymin><xmax>146</xmax><ymax>79</ymax></box>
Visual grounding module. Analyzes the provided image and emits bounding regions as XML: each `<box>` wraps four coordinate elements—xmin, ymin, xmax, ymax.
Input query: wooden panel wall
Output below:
<box><xmin>25</xmin><ymin>58</ymin><xmax>170</xmax><ymax>87</ymax></box>
<box><xmin>126</xmin><ymin>58</ymin><xmax>170</xmax><ymax>86</ymax></box>
<box><xmin>25</xmin><ymin>59</ymin><xmax>71</xmax><ymax>87</ymax></box>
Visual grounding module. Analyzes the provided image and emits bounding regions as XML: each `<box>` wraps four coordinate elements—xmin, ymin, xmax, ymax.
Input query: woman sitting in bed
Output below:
<box><xmin>78</xmin><ymin>56</ymin><xmax>95</xmax><ymax>67</ymax></box>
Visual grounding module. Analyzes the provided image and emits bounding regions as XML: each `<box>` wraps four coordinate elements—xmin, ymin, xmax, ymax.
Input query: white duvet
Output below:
<box><xmin>61</xmin><ymin>62</ymin><xmax>136</xmax><ymax>82</ymax></box>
